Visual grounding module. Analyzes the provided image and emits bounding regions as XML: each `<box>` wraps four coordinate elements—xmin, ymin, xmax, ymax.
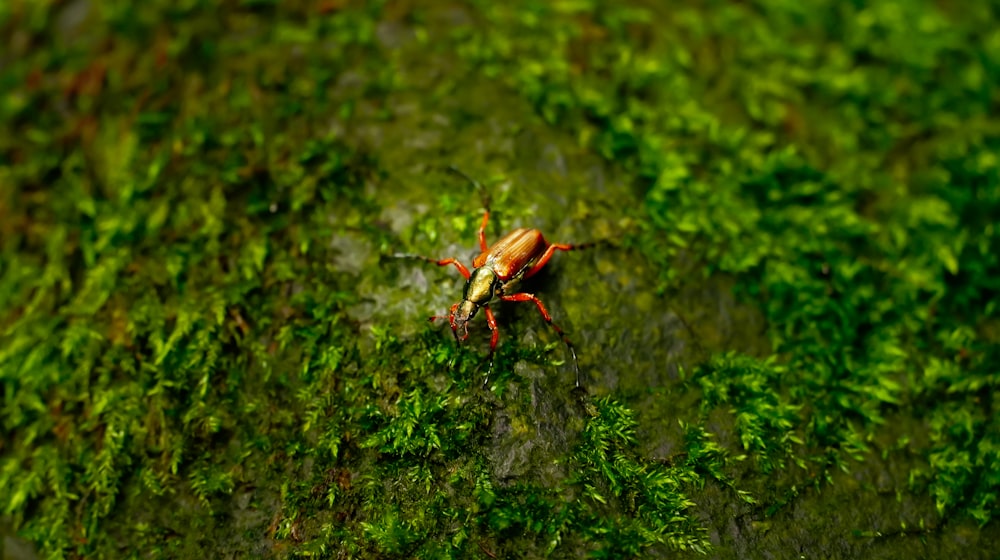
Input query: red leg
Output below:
<box><xmin>394</xmin><ymin>253</ymin><xmax>471</xmax><ymax>279</ymax></box>
<box><xmin>478</xmin><ymin>210</ymin><xmax>490</xmax><ymax>251</ymax></box>
<box><xmin>430</xmin><ymin>302</ymin><xmax>462</xmax><ymax>340</ymax></box>
<box><xmin>483</xmin><ymin>305</ymin><xmax>499</xmax><ymax>351</ymax></box>
<box><xmin>482</xmin><ymin>305</ymin><xmax>499</xmax><ymax>387</ymax></box>
<box><xmin>437</xmin><ymin>258</ymin><xmax>471</xmax><ymax>280</ymax></box>
<box><xmin>522</xmin><ymin>241</ymin><xmax>596</xmax><ymax>279</ymax></box>
<box><xmin>500</xmin><ymin>292</ymin><xmax>581</xmax><ymax>387</ymax></box>
<box><xmin>430</xmin><ymin>303</ymin><xmax>463</xmax><ymax>371</ymax></box>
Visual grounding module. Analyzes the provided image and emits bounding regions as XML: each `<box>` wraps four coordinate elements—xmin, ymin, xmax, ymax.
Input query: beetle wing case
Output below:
<box><xmin>474</xmin><ymin>228</ymin><xmax>548</xmax><ymax>279</ymax></box>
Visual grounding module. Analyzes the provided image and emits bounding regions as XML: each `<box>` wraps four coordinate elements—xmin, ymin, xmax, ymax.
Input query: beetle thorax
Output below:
<box><xmin>463</xmin><ymin>267</ymin><xmax>498</xmax><ymax>305</ymax></box>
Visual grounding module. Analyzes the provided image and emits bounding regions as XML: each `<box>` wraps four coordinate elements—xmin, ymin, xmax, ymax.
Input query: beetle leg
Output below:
<box><xmin>393</xmin><ymin>253</ymin><xmax>471</xmax><ymax>280</ymax></box>
<box><xmin>478</xmin><ymin>210</ymin><xmax>490</xmax><ymax>252</ymax></box>
<box><xmin>429</xmin><ymin>303</ymin><xmax>462</xmax><ymax>339</ymax></box>
<box><xmin>522</xmin><ymin>241</ymin><xmax>597</xmax><ymax>280</ymax></box>
<box><xmin>429</xmin><ymin>303</ymin><xmax>463</xmax><ymax>370</ymax></box>
<box><xmin>431</xmin><ymin>302</ymin><xmax>458</xmax><ymax>336</ymax></box>
<box><xmin>449</xmin><ymin>302</ymin><xmax>464</xmax><ymax>341</ymax></box>
<box><xmin>500</xmin><ymin>292</ymin><xmax>581</xmax><ymax>388</ymax></box>
<box><xmin>482</xmin><ymin>305</ymin><xmax>500</xmax><ymax>388</ymax></box>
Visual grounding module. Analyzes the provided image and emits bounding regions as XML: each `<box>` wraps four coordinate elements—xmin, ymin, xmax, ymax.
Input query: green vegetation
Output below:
<box><xmin>2</xmin><ymin>0</ymin><xmax>998</xmax><ymax>558</ymax></box>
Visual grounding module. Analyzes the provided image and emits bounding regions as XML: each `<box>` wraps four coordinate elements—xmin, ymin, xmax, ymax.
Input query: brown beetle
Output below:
<box><xmin>397</xmin><ymin>169</ymin><xmax>594</xmax><ymax>388</ymax></box>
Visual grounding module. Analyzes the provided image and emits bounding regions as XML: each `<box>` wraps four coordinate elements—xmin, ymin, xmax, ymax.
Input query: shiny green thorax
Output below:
<box><xmin>454</xmin><ymin>267</ymin><xmax>499</xmax><ymax>333</ymax></box>
<box><xmin>463</xmin><ymin>266</ymin><xmax>499</xmax><ymax>305</ymax></box>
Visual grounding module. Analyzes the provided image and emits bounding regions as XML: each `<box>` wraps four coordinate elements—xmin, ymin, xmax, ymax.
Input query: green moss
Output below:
<box><xmin>2</xmin><ymin>0</ymin><xmax>999</xmax><ymax>558</ymax></box>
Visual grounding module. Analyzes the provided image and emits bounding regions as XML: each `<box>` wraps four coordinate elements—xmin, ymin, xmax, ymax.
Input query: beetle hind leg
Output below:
<box><xmin>500</xmin><ymin>292</ymin><xmax>582</xmax><ymax>388</ymax></box>
<box><xmin>522</xmin><ymin>241</ymin><xmax>599</xmax><ymax>280</ymax></box>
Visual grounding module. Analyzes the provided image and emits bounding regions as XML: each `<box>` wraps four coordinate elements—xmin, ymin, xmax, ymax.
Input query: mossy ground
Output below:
<box><xmin>2</xmin><ymin>1</ymin><xmax>999</xmax><ymax>558</ymax></box>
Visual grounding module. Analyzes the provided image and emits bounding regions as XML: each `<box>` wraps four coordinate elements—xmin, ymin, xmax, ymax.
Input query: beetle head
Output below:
<box><xmin>453</xmin><ymin>299</ymin><xmax>478</xmax><ymax>340</ymax></box>
<box><xmin>452</xmin><ymin>267</ymin><xmax>499</xmax><ymax>339</ymax></box>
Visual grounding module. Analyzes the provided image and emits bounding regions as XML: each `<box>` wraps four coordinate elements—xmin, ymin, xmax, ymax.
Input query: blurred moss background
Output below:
<box><xmin>2</xmin><ymin>0</ymin><xmax>999</xmax><ymax>558</ymax></box>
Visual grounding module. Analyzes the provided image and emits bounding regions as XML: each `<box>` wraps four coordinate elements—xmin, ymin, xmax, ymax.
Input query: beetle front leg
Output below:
<box><xmin>500</xmin><ymin>292</ymin><xmax>581</xmax><ymax>388</ymax></box>
<box><xmin>430</xmin><ymin>303</ymin><xmax>465</xmax><ymax>348</ymax></box>
<box><xmin>482</xmin><ymin>305</ymin><xmax>500</xmax><ymax>388</ymax></box>
<box><xmin>429</xmin><ymin>302</ymin><xmax>462</xmax><ymax>341</ymax></box>
<box><xmin>430</xmin><ymin>302</ymin><xmax>463</xmax><ymax>369</ymax></box>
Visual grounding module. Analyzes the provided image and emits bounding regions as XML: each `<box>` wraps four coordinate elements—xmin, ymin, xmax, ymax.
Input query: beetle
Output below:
<box><xmin>396</xmin><ymin>168</ymin><xmax>595</xmax><ymax>388</ymax></box>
